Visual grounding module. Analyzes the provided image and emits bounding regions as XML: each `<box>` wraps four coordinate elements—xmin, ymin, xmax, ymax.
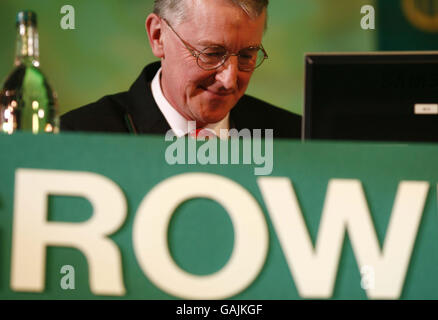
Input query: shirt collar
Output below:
<box><xmin>150</xmin><ymin>67</ymin><xmax>229</xmax><ymax>137</ymax></box>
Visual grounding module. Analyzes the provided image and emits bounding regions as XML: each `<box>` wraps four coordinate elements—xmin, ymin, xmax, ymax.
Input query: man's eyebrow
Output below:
<box><xmin>196</xmin><ymin>40</ymin><xmax>262</xmax><ymax>49</ymax></box>
<box><xmin>196</xmin><ymin>40</ymin><xmax>225</xmax><ymax>47</ymax></box>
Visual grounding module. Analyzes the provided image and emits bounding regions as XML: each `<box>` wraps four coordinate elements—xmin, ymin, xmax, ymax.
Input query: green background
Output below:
<box><xmin>0</xmin><ymin>0</ymin><xmax>378</xmax><ymax>117</ymax></box>
<box><xmin>0</xmin><ymin>133</ymin><xmax>438</xmax><ymax>299</ymax></box>
<box><xmin>2</xmin><ymin>0</ymin><xmax>437</xmax><ymax>117</ymax></box>
<box><xmin>378</xmin><ymin>0</ymin><xmax>438</xmax><ymax>50</ymax></box>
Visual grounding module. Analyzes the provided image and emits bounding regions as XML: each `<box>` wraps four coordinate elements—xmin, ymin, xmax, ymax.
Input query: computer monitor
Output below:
<box><xmin>303</xmin><ymin>52</ymin><xmax>438</xmax><ymax>142</ymax></box>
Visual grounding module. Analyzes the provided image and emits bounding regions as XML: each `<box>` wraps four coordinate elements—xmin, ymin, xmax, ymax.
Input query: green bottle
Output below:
<box><xmin>0</xmin><ymin>10</ymin><xmax>59</xmax><ymax>134</ymax></box>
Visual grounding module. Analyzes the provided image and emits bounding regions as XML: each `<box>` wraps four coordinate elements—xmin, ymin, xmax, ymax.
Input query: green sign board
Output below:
<box><xmin>0</xmin><ymin>132</ymin><xmax>437</xmax><ymax>300</ymax></box>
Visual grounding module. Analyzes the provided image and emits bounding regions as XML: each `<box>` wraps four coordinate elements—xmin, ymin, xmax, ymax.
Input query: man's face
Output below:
<box><xmin>159</xmin><ymin>0</ymin><xmax>266</xmax><ymax>126</ymax></box>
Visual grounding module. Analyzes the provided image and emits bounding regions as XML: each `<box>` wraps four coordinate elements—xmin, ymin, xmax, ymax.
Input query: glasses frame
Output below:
<box><xmin>162</xmin><ymin>18</ymin><xmax>268</xmax><ymax>72</ymax></box>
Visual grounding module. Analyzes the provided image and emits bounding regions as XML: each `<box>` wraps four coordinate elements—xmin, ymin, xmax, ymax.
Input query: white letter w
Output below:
<box><xmin>257</xmin><ymin>178</ymin><xmax>428</xmax><ymax>299</ymax></box>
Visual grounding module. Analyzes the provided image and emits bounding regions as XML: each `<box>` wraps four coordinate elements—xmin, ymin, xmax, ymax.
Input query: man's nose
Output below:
<box><xmin>216</xmin><ymin>56</ymin><xmax>239</xmax><ymax>90</ymax></box>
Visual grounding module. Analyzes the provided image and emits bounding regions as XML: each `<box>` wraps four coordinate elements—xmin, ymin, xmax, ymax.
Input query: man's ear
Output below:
<box><xmin>146</xmin><ymin>13</ymin><xmax>165</xmax><ymax>58</ymax></box>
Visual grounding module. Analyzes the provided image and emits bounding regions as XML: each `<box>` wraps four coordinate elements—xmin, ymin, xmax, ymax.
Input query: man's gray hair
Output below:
<box><xmin>153</xmin><ymin>0</ymin><xmax>268</xmax><ymax>26</ymax></box>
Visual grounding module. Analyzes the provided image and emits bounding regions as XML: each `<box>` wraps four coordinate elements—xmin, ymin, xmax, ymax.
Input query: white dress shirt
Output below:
<box><xmin>151</xmin><ymin>68</ymin><xmax>230</xmax><ymax>137</ymax></box>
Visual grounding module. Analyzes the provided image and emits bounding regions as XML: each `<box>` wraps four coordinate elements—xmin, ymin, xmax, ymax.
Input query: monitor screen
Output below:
<box><xmin>303</xmin><ymin>52</ymin><xmax>438</xmax><ymax>142</ymax></box>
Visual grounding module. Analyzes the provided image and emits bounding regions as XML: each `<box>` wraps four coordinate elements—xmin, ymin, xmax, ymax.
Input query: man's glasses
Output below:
<box><xmin>163</xmin><ymin>18</ymin><xmax>268</xmax><ymax>72</ymax></box>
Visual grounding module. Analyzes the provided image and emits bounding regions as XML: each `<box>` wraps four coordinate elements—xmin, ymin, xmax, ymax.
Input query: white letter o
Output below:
<box><xmin>133</xmin><ymin>173</ymin><xmax>268</xmax><ymax>299</ymax></box>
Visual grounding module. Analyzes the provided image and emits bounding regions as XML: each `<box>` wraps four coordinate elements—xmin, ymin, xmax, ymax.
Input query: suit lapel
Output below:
<box><xmin>126</xmin><ymin>62</ymin><xmax>171</xmax><ymax>134</ymax></box>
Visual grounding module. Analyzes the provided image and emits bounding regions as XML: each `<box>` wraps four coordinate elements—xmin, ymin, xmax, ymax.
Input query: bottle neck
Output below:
<box><xmin>15</xmin><ymin>23</ymin><xmax>40</xmax><ymax>67</ymax></box>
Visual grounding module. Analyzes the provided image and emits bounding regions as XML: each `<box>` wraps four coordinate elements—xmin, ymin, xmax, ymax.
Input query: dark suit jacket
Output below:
<box><xmin>61</xmin><ymin>62</ymin><xmax>302</xmax><ymax>138</ymax></box>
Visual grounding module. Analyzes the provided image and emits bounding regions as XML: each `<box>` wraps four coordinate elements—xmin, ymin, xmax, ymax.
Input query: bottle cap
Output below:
<box><xmin>16</xmin><ymin>10</ymin><xmax>37</xmax><ymax>27</ymax></box>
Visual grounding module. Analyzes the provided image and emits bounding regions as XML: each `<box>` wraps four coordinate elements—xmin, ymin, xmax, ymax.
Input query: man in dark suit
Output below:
<box><xmin>61</xmin><ymin>0</ymin><xmax>301</xmax><ymax>139</ymax></box>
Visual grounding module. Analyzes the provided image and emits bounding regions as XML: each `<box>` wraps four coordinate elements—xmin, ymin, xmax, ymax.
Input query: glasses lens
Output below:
<box><xmin>198</xmin><ymin>47</ymin><xmax>227</xmax><ymax>70</ymax></box>
<box><xmin>197</xmin><ymin>46</ymin><xmax>267</xmax><ymax>71</ymax></box>
<box><xmin>256</xmin><ymin>48</ymin><xmax>267</xmax><ymax>68</ymax></box>
<box><xmin>238</xmin><ymin>47</ymin><xmax>265</xmax><ymax>71</ymax></box>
